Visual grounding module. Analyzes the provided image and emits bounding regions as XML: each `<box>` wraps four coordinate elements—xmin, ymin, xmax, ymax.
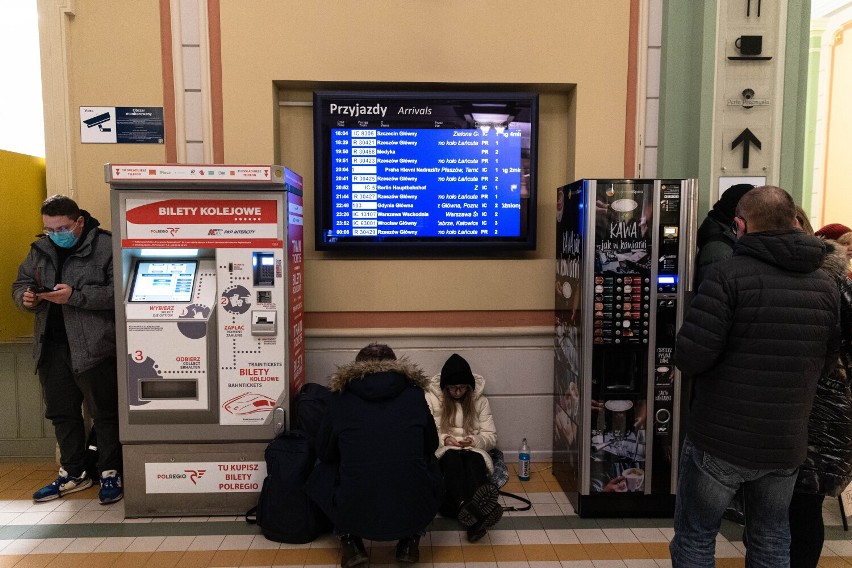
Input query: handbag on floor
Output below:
<box><xmin>489</xmin><ymin>448</ymin><xmax>531</xmax><ymax>512</ymax></box>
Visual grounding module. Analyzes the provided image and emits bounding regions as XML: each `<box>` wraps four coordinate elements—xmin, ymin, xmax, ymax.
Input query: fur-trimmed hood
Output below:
<box><xmin>821</xmin><ymin>239</ymin><xmax>849</xmax><ymax>283</ymax></box>
<box><xmin>327</xmin><ymin>357</ymin><xmax>428</xmax><ymax>396</ymax></box>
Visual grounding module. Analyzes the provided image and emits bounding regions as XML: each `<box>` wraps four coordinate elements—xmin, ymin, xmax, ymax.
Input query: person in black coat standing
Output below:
<box><xmin>691</xmin><ymin>183</ymin><xmax>754</xmax><ymax>525</ymax></box>
<box><xmin>306</xmin><ymin>343</ymin><xmax>443</xmax><ymax>568</ymax></box>
<box><xmin>669</xmin><ymin>186</ymin><xmax>840</xmax><ymax>568</ymax></box>
<box><xmin>693</xmin><ymin>183</ymin><xmax>754</xmax><ymax>287</ymax></box>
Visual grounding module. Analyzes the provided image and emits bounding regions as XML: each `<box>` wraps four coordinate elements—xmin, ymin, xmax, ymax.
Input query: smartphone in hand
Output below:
<box><xmin>29</xmin><ymin>285</ymin><xmax>54</xmax><ymax>294</ymax></box>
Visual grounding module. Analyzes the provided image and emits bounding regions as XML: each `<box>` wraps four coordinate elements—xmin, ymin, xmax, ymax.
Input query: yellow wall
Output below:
<box><xmin>2</xmin><ymin>151</ymin><xmax>46</xmax><ymax>341</ymax></box>
<box><xmin>56</xmin><ymin>0</ymin><xmax>631</xmax><ymax>316</ymax></box>
<box><xmin>823</xmin><ymin>22</ymin><xmax>852</xmax><ymax>227</ymax></box>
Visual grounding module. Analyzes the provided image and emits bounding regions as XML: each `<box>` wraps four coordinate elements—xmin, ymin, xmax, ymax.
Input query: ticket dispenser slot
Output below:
<box><xmin>251</xmin><ymin>310</ymin><xmax>277</xmax><ymax>336</ymax></box>
<box><xmin>140</xmin><ymin>379</ymin><xmax>198</xmax><ymax>400</ymax></box>
<box><xmin>253</xmin><ymin>252</ymin><xmax>275</xmax><ymax>287</ymax></box>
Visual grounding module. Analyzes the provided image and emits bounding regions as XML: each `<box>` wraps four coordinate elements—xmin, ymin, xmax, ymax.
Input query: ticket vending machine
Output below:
<box><xmin>107</xmin><ymin>164</ymin><xmax>304</xmax><ymax>517</ymax></box>
<box><xmin>553</xmin><ymin>179</ymin><xmax>697</xmax><ymax>517</ymax></box>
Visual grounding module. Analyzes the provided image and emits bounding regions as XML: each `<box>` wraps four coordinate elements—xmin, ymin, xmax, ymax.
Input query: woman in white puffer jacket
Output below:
<box><xmin>425</xmin><ymin>353</ymin><xmax>501</xmax><ymax>542</ymax></box>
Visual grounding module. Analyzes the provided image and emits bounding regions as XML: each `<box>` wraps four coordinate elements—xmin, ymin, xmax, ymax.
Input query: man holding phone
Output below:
<box><xmin>12</xmin><ymin>195</ymin><xmax>122</xmax><ymax>505</ymax></box>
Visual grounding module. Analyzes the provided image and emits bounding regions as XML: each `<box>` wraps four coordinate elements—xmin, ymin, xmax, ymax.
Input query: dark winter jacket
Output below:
<box><xmin>11</xmin><ymin>211</ymin><xmax>116</xmax><ymax>373</ymax></box>
<box><xmin>694</xmin><ymin>215</ymin><xmax>737</xmax><ymax>288</ymax></box>
<box><xmin>796</xmin><ymin>240</ymin><xmax>852</xmax><ymax>496</ymax></box>
<box><xmin>305</xmin><ymin>358</ymin><xmax>443</xmax><ymax>540</ymax></box>
<box><xmin>694</xmin><ymin>183</ymin><xmax>755</xmax><ymax>287</ymax></box>
<box><xmin>676</xmin><ymin>229</ymin><xmax>840</xmax><ymax>469</ymax></box>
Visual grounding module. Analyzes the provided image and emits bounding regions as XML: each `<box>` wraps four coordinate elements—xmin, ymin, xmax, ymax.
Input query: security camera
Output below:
<box><xmin>741</xmin><ymin>88</ymin><xmax>756</xmax><ymax>110</ymax></box>
<box><xmin>83</xmin><ymin>112</ymin><xmax>112</xmax><ymax>132</ymax></box>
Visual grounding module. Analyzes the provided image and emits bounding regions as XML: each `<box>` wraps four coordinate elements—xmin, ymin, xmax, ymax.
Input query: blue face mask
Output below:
<box><xmin>49</xmin><ymin>231</ymin><xmax>79</xmax><ymax>248</ymax></box>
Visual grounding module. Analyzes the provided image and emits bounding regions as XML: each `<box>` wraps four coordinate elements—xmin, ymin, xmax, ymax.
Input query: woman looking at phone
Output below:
<box><xmin>425</xmin><ymin>354</ymin><xmax>501</xmax><ymax>542</ymax></box>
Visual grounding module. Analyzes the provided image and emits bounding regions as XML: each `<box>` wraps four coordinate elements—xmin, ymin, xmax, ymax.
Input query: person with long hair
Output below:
<box><xmin>425</xmin><ymin>353</ymin><xmax>501</xmax><ymax>542</ymax></box>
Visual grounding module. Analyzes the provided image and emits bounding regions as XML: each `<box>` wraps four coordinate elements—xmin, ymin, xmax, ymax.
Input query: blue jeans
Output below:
<box><xmin>670</xmin><ymin>438</ymin><xmax>798</xmax><ymax>568</ymax></box>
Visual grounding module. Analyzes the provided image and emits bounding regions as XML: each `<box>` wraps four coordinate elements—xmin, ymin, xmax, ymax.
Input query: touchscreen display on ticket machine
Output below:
<box><xmin>130</xmin><ymin>261</ymin><xmax>198</xmax><ymax>303</ymax></box>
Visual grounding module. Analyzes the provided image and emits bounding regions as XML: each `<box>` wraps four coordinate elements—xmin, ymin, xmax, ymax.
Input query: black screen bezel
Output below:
<box><xmin>313</xmin><ymin>90</ymin><xmax>539</xmax><ymax>252</ymax></box>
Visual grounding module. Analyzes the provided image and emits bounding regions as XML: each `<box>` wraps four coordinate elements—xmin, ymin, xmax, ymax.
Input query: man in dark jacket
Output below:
<box><xmin>12</xmin><ymin>195</ymin><xmax>122</xmax><ymax>505</ymax></box>
<box><xmin>306</xmin><ymin>343</ymin><xmax>443</xmax><ymax>568</ymax></box>
<box><xmin>693</xmin><ymin>183</ymin><xmax>754</xmax><ymax>287</ymax></box>
<box><xmin>669</xmin><ymin>186</ymin><xmax>840</xmax><ymax>568</ymax></box>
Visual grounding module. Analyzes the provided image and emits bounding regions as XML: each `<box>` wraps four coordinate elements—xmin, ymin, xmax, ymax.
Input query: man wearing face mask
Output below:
<box><xmin>12</xmin><ymin>195</ymin><xmax>122</xmax><ymax>505</ymax></box>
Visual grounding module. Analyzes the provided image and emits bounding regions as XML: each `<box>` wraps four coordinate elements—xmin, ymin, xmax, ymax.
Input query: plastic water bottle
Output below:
<box><xmin>518</xmin><ymin>438</ymin><xmax>531</xmax><ymax>481</ymax></box>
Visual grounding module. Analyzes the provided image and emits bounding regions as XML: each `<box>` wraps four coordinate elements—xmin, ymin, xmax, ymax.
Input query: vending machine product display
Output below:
<box><xmin>107</xmin><ymin>164</ymin><xmax>304</xmax><ymax>517</ymax></box>
<box><xmin>553</xmin><ymin>179</ymin><xmax>697</xmax><ymax>517</ymax></box>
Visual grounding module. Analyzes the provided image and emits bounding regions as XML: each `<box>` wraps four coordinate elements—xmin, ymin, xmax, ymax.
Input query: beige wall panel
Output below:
<box><xmin>61</xmin><ymin>1</ymin><xmax>630</xmax><ymax>312</ymax></box>
<box><xmin>66</xmin><ymin>1</ymin><xmax>166</xmax><ymax>227</ymax></box>
<box><xmin>219</xmin><ymin>0</ymin><xmax>630</xmax><ymax>175</ymax></box>
<box><xmin>281</xmin><ymin>90</ymin><xmax>570</xmax><ymax>312</ymax></box>
<box><xmin>307</xmin><ymin>258</ymin><xmax>555</xmax><ymax>312</ymax></box>
<box><xmin>246</xmin><ymin>0</ymin><xmax>628</xmax><ymax>313</ymax></box>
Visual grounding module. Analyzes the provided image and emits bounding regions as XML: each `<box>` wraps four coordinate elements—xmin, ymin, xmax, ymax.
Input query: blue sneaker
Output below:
<box><xmin>33</xmin><ymin>468</ymin><xmax>93</xmax><ymax>502</ymax></box>
<box><xmin>98</xmin><ymin>470</ymin><xmax>123</xmax><ymax>505</ymax></box>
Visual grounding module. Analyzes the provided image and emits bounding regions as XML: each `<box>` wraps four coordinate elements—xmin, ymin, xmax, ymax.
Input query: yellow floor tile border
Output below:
<box><xmin>1</xmin><ymin>544</ymin><xmax>852</xmax><ymax>567</ymax></box>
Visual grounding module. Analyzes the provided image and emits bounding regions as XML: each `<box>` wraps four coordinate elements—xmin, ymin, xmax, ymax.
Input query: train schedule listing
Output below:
<box><xmin>329</xmin><ymin>128</ymin><xmax>523</xmax><ymax>238</ymax></box>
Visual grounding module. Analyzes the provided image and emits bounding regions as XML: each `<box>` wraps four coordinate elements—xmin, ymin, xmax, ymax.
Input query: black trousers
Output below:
<box><xmin>38</xmin><ymin>341</ymin><xmax>122</xmax><ymax>477</ymax></box>
<box><xmin>438</xmin><ymin>450</ymin><xmax>489</xmax><ymax>518</ymax></box>
<box><xmin>789</xmin><ymin>492</ymin><xmax>826</xmax><ymax>568</ymax></box>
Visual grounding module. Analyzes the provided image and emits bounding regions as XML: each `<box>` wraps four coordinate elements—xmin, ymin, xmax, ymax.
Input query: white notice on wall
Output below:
<box><xmin>718</xmin><ymin>176</ymin><xmax>766</xmax><ymax>198</ymax></box>
<box><xmin>80</xmin><ymin>107</ymin><xmax>117</xmax><ymax>143</ymax></box>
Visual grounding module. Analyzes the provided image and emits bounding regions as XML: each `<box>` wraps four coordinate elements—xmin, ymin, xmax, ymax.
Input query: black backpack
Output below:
<box><xmin>294</xmin><ymin>383</ymin><xmax>332</xmax><ymax>448</ymax></box>
<box><xmin>246</xmin><ymin>430</ymin><xmax>332</xmax><ymax>543</ymax></box>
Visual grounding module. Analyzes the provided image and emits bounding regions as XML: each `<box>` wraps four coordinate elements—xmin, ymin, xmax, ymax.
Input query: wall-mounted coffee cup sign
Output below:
<box><xmin>735</xmin><ymin>35</ymin><xmax>763</xmax><ymax>56</ymax></box>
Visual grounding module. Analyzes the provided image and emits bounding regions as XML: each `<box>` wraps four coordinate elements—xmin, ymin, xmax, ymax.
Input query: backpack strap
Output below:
<box><xmin>498</xmin><ymin>490</ymin><xmax>531</xmax><ymax>512</ymax></box>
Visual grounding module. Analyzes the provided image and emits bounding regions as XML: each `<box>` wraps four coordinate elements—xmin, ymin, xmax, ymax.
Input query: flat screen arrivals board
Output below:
<box><xmin>314</xmin><ymin>91</ymin><xmax>538</xmax><ymax>251</ymax></box>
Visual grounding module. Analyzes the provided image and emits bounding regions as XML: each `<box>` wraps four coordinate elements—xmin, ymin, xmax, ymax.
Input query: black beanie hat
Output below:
<box><xmin>710</xmin><ymin>183</ymin><xmax>755</xmax><ymax>224</ymax></box>
<box><xmin>440</xmin><ymin>353</ymin><xmax>475</xmax><ymax>390</ymax></box>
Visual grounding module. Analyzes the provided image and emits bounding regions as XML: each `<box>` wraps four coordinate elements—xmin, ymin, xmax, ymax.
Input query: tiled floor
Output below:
<box><xmin>1</xmin><ymin>461</ymin><xmax>852</xmax><ymax>567</ymax></box>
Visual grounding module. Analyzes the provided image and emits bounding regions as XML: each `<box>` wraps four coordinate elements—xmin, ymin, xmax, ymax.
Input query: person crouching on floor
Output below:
<box><xmin>306</xmin><ymin>343</ymin><xmax>443</xmax><ymax>568</ymax></box>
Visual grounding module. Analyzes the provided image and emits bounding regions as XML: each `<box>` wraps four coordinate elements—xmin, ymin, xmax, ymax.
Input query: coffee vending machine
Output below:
<box><xmin>107</xmin><ymin>164</ymin><xmax>305</xmax><ymax>517</ymax></box>
<box><xmin>553</xmin><ymin>179</ymin><xmax>697</xmax><ymax>517</ymax></box>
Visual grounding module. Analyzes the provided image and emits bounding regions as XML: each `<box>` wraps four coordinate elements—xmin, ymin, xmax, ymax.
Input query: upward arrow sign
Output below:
<box><xmin>731</xmin><ymin>128</ymin><xmax>762</xmax><ymax>169</ymax></box>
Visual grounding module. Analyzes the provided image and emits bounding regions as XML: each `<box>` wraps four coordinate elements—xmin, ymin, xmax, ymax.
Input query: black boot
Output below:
<box><xmin>340</xmin><ymin>535</ymin><xmax>369</xmax><ymax>568</ymax></box>
<box><xmin>459</xmin><ymin>483</ymin><xmax>500</xmax><ymax>528</ymax></box>
<box><xmin>395</xmin><ymin>535</ymin><xmax>420</xmax><ymax>563</ymax></box>
<box><xmin>466</xmin><ymin>496</ymin><xmax>504</xmax><ymax>542</ymax></box>
<box><xmin>467</xmin><ymin>524</ymin><xmax>488</xmax><ymax>543</ymax></box>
